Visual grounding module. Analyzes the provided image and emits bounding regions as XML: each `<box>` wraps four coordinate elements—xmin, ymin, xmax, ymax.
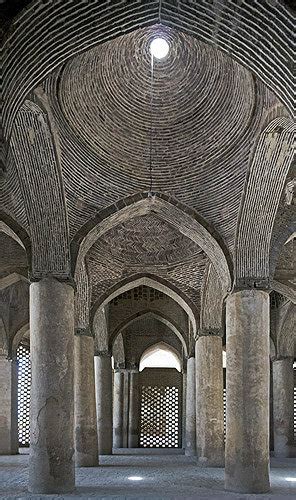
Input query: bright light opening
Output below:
<box><xmin>140</xmin><ymin>343</ymin><xmax>181</xmax><ymax>372</ymax></box>
<box><xmin>223</xmin><ymin>350</ymin><xmax>226</xmax><ymax>368</ymax></box>
<box><xmin>285</xmin><ymin>477</ymin><xmax>296</xmax><ymax>482</ymax></box>
<box><xmin>150</xmin><ymin>38</ymin><xmax>169</xmax><ymax>59</ymax></box>
<box><xmin>128</xmin><ymin>476</ymin><xmax>143</xmax><ymax>481</ymax></box>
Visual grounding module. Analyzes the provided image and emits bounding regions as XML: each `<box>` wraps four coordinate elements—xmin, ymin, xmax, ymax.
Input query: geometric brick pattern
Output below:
<box><xmin>140</xmin><ymin>385</ymin><xmax>180</xmax><ymax>448</ymax></box>
<box><xmin>16</xmin><ymin>343</ymin><xmax>31</xmax><ymax>447</ymax></box>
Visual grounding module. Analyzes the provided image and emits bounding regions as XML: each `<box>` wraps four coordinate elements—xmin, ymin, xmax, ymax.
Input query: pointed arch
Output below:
<box><xmin>91</xmin><ymin>273</ymin><xmax>198</xmax><ymax>337</ymax></box>
<box><xmin>139</xmin><ymin>341</ymin><xmax>181</xmax><ymax>372</ymax></box>
<box><xmin>109</xmin><ymin>310</ymin><xmax>188</xmax><ymax>357</ymax></box>
<box><xmin>74</xmin><ymin>193</ymin><xmax>232</xmax><ymax>293</ymax></box>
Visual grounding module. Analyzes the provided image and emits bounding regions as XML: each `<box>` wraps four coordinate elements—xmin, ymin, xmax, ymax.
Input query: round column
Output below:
<box><xmin>94</xmin><ymin>352</ymin><xmax>113</xmax><ymax>455</ymax></box>
<box><xmin>113</xmin><ymin>369</ymin><xmax>124</xmax><ymax>449</ymax></box>
<box><xmin>273</xmin><ymin>357</ymin><xmax>294</xmax><ymax>458</ymax></box>
<box><xmin>195</xmin><ymin>335</ymin><xmax>224</xmax><ymax>466</ymax></box>
<box><xmin>185</xmin><ymin>356</ymin><xmax>196</xmax><ymax>456</ymax></box>
<box><xmin>29</xmin><ymin>277</ymin><xmax>75</xmax><ymax>494</ymax></box>
<box><xmin>225</xmin><ymin>289</ymin><xmax>270</xmax><ymax>493</ymax></box>
<box><xmin>128</xmin><ymin>370</ymin><xmax>139</xmax><ymax>448</ymax></box>
<box><xmin>74</xmin><ymin>333</ymin><xmax>98</xmax><ymax>466</ymax></box>
<box><xmin>0</xmin><ymin>356</ymin><xmax>18</xmax><ymax>455</ymax></box>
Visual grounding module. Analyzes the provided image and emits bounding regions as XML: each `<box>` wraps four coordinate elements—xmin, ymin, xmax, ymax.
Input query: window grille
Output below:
<box><xmin>16</xmin><ymin>344</ymin><xmax>31</xmax><ymax>446</ymax></box>
<box><xmin>223</xmin><ymin>388</ymin><xmax>226</xmax><ymax>441</ymax></box>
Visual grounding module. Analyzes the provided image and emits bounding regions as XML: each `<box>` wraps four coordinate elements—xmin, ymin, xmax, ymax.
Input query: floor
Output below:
<box><xmin>0</xmin><ymin>449</ymin><xmax>295</xmax><ymax>499</ymax></box>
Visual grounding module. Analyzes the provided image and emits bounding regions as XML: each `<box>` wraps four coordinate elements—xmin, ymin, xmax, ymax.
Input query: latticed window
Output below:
<box><xmin>140</xmin><ymin>385</ymin><xmax>180</xmax><ymax>448</ymax></box>
<box><xmin>16</xmin><ymin>344</ymin><xmax>31</xmax><ymax>446</ymax></box>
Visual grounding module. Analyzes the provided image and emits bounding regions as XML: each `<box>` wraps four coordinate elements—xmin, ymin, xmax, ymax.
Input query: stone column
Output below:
<box><xmin>0</xmin><ymin>356</ymin><xmax>18</xmax><ymax>454</ymax></box>
<box><xmin>113</xmin><ymin>369</ymin><xmax>124</xmax><ymax>448</ymax></box>
<box><xmin>128</xmin><ymin>369</ymin><xmax>139</xmax><ymax>448</ymax></box>
<box><xmin>29</xmin><ymin>277</ymin><xmax>75</xmax><ymax>494</ymax></box>
<box><xmin>185</xmin><ymin>356</ymin><xmax>196</xmax><ymax>456</ymax></box>
<box><xmin>74</xmin><ymin>331</ymin><xmax>98</xmax><ymax>466</ymax></box>
<box><xmin>225</xmin><ymin>289</ymin><xmax>270</xmax><ymax>493</ymax></box>
<box><xmin>195</xmin><ymin>334</ymin><xmax>224</xmax><ymax>466</ymax></box>
<box><xmin>94</xmin><ymin>352</ymin><xmax>113</xmax><ymax>455</ymax></box>
<box><xmin>122</xmin><ymin>369</ymin><xmax>129</xmax><ymax>447</ymax></box>
<box><xmin>273</xmin><ymin>357</ymin><xmax>294</xmax><ymax>458</ymax></box>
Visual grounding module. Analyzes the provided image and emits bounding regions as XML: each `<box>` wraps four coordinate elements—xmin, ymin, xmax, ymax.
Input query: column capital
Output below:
<box><xmin>75</xmin><ymin>327</ymin><xmax>93</xmax><ymax>338</ymax></box>
<box><xmin>94</xmin><ymin>349</ymin><xmax>111</xmax><ymax>357</ymax></box>
<box><xmin>125</xmin><ymin>361</ymin><xmax>139</xmax><ymax>371</ymax></box>
<box><xmin>272</xmin><ymin>355</ymin><xmax>294</xmax><ymax>363</ymax></box>
<box><xmin>232</xmin><ymin>280</ymin><xmax>271</xmax><ymax>293</ymax></box>
<box><xmin>29</xmin><ymin>274</ymin><xmax>77</xmax><ymax>291</ymax></box>
<box><xmin>198</xmin><ymin>328</ymin><xmax>223</xmax><ymax>338</ymax></box>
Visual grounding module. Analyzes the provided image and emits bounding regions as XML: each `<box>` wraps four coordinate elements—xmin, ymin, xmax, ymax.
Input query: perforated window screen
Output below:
<box><xmin>139</xmin><ymin>368</ymin><xmax>182</xmax><ymax>448</ymax></box>
<box><xmin>223</xmin><ymin>388</ymin><xmax>226</xmax><ymax>442</ymax></box>
<box><xmin>140</xmin><ymin>385</ymin><xmax>180</xmax><ymax>447</ymax></box>
<box><xmin>16</xmin><ymin>344</ymin><xmax>31</xmax><ymax>446</ymax></box>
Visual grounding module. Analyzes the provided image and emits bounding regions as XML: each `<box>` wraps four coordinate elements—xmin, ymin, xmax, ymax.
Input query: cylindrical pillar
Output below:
<box><xmin>273</xmin><ymin>357</ymin><xmax>294</xmax><ymax>458</ymax></box>
<box><xmin>113</xmin><ymin>369</ymin><xmax>124</xmax><ymax>449</ymax></box>
<box><xmin>185</xmin><ymin>356</ymin><xmax>196</xmax><ymax>456</ymax></box>
<box><xmin>0</xmin><ymin>357</ymin><xmax>18</xmax><ymax>455</ymax></box>
<box><xmin>29</xmin><ymin>277</ymin><xmax>75</xmax><ymax>494</ymax></box>
<box><xmin>195</xmin><ymin>335</ymin><xmax>224</xmax><ymax>466</ymax></box>
<box><xmin>94</xmin><ymin>352</ymin><xmax>113</xmax><ymax>455</ymax></box>
<box><xmin>74</xmin><ymin>333</ymin><xmax>98</xmax><ymax>466</ymax></box>
<box><xmin>225</xmin><ymin>289</ymin><xmax>270</xmax><ymax>493</ymax></box>
<box><xmin>128</xmin><ymin>370</ymin><xmax>139</xmax><ymax>448</ymax></box>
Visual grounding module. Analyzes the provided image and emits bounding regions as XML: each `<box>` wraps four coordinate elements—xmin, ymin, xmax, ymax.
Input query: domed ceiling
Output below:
<box><xmin>48</xmin><ymin>25</ymin><xmax>275</xmax><ymax>247</ymax></box>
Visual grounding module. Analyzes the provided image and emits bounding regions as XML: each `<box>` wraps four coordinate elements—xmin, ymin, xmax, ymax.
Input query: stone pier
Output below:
<box><xmin>128</xmin><ymin>369</ymin><xmax>139</xmax><ymax>448</ymax></box>
<box><xmin>95</xmin><ymin>352</ymin><xmax>113</xmax><ymax>455</ymax></box>
<box><xmin>74</xmin><ymin>332</ymin><xmax>98</xmax><ymax>466</ymax></box>
<box><xmin>29</xmin><ymin>277</ymin><xmax>75</xmax><ymax>494</ymax></box>
<box><xmin>0</xmin><ymin>356</ymin><xmax>18</xmax><ymax>455</ymax></box>
<box><xmin>273</xmin><ymin>357</ymin><xmax>294</xmax><ymax>458</ymax></box>
<box><xmin>113</xmin><ymin>369</ymin><xmax>124</xmax><ymax>448</ymax></box>
<box><xmin>225</xmin><ymin>289</ymin><xmax>270</xmax><ymax>493</ymax></box>
<box><xmin>185</xmin><ymin>356</ymin><xmax>196</xmax><ymax>456</ymax></box>
<box><xmin>195</xmin><ymin>334</ymin><xmax>224</xmax><ymax>466</ymax></box>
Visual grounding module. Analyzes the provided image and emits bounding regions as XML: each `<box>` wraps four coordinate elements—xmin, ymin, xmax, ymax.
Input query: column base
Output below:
<box><xmin>75</xmin><ymin>453</ymin><xmax>98</xmax><ymax>467</ymax></box>
<box><xmin>225</xmin><ymin>473</ymin><xmax>270</xmax><ymax>494</ymax></box>
<box><xmin>197</xmin><ymin>456</ymin><xmax>224</xmax><ymax>468</ymax></box>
